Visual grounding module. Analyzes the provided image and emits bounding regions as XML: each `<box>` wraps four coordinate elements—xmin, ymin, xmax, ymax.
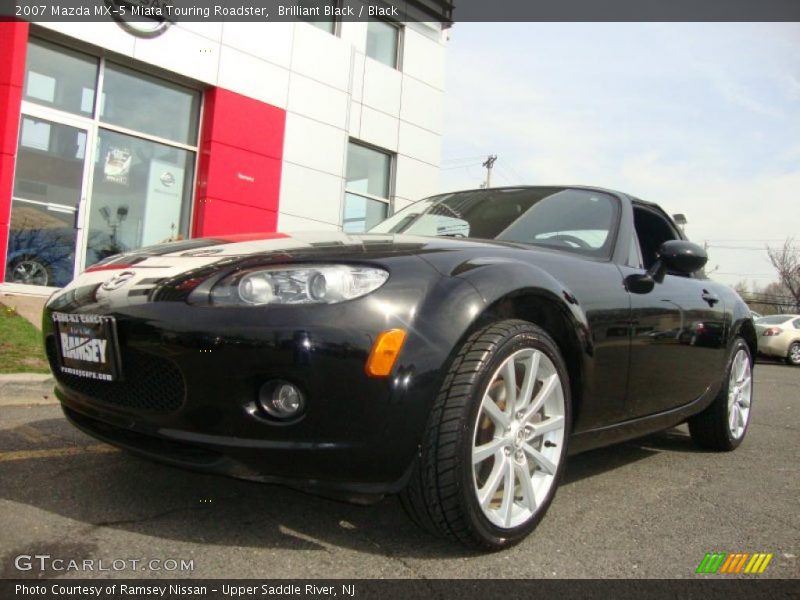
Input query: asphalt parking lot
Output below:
<box><xmin>0</xmin><ymin>361</ymin><xmax>797</xmax><ymax>580</ymax></box>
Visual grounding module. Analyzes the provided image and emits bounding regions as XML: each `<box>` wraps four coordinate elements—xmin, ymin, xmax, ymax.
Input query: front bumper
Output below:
<box><xmin>44</xmin><ymin>260</ymin><xmax>484</xmax><ymax>494</ymax></box>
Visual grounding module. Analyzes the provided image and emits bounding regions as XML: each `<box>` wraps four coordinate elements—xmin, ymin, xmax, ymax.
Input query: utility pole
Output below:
<box><xmin>482</xmin><ymin>154</ymin><xmax>497</xmax><ymax>188</ymax></box>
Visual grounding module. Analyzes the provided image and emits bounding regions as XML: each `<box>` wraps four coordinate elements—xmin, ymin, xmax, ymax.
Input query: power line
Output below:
<box><xmin>715</xmin><ymin>272</ymin><xmax>776</xmax><ymax>278</ymax></box>
<box><xmin>707</xmin><ymin>245</ymin><xmax>770</xmax><ymax>251</ymax></box>
<box><xmin>441</xmin><ymin>155</ymin><xmax>487</xmax><ymax>165</ymax></box>
<box><xmin>441</xmin><ymin>162</ymin><xmax>483</xmax><ymax>171</ymax></box>
<box><xmin>499</xmin><ymin>162</ymin><xmax>526</xmax><ymax>183</ymax></box>
<box><xmin>703</xmin><ymin>239</ymin><xmax>786</xmax><ymax>243</ymax></box>
<box><xmin>494</xmin><ymin>168</ymin><xmax>513</xmax><ymax>185</ymax></box>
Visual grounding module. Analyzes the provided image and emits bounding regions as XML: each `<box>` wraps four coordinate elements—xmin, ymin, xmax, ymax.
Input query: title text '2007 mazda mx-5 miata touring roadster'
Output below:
<box><xmin>44</xmin><ymin>186</ymin><xmax>756</xmax><ymax>549</ymax></box>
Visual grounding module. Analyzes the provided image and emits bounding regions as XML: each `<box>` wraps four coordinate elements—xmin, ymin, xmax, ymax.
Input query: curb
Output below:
<box><xmin>0</xmin><ymin>373</ymin><xmax>58</xmax><ymax>405</ymax></box>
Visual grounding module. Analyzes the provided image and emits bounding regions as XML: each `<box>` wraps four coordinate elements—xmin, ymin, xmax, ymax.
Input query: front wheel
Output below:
<box><xmin>688</xmin><ymin>338</ymin><xmax>753</xmax><ymax>451</ymax></box>
<box><xmin>401</xmin><ymin>320</ymin><xmax>571</xmax><ymax>550</ymax></box>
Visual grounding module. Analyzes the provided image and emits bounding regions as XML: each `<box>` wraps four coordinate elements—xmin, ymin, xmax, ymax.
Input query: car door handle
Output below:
<box><xmin>701</xmin><ymin>290</ymin><xmax>719</xmax><ymax>306</ymax></box>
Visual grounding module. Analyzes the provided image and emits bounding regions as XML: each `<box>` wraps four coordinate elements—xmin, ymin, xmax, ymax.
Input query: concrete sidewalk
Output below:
<box><xmin>0</xmin><ymin>291</ymin><xmax>47</xmax><ymax>330</ymax></box>
<box><xmin>0</xmin><ymin>373</ymin><xmax>57</xmax><ymax>406</ymax></box>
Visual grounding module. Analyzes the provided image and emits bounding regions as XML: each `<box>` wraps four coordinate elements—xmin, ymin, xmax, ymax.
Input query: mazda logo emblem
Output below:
<box><xmin>104</xmin><ymin>0</ymin><xmax>173</xmax><ymax>38</ymax></box>
<box><xmin>102</xmin><ymin>271</ymin><xmax>137</xmax><ymax>291</ymax></box>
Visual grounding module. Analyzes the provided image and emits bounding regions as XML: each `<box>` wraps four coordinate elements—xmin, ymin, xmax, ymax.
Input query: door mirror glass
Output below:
<box><xmin>657</xmin><ymin>240</ymin><xmax>708</xmax><ymax>274</ymax></box>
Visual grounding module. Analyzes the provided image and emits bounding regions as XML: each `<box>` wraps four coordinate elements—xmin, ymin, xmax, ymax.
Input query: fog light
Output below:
<box><xmin>258</xmin><ymin>380</ymin><xmax>305</xmax><ymax>419</ymax></box>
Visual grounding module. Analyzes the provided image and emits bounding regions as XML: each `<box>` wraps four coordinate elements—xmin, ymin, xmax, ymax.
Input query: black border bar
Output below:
<box><xmin>1</xmin><ymin>0</ymin><xmax>799</xmax><ymax>22</ymax></box>
<box><xmin>2</xmin><ymin>579</ymin><xmax>798</xmax><ymax>600</ymax></box>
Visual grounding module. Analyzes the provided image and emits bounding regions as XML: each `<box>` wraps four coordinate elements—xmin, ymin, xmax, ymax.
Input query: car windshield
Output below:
<box><xmin>756</xmin><ymin>315</ymin><xmax>792</xmax><ymax>325</ymax></box>
<box><xmin>369</xmin><ymin>187</ymin><xmax>620</xmax><ymax>258</ymax></box>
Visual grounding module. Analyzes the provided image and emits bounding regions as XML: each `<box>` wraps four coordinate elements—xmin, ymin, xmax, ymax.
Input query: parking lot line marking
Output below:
<box><xmin>0</xmin><ymin>444</ymin><xmax>118</xmax><ymax>463</ymax></box>
<box><xmin>14</xmin><ymin>424</ymin><xmax>54</xmax><ymax>444</ymax></box>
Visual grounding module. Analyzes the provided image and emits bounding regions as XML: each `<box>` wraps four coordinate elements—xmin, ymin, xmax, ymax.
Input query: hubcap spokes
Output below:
<box><xmin>727</xmin><ymin>349</ymin><xmax>752</xmax><ymax>439</ymax></box>
<box><xmin>472</xmin><ymin>348</ymin><xmax>565</xmax><ymax>529</ymax></box>
<box><xmin>790</xmin><ymin>345</ymin><xmax>800</xmax><ymax>364</ymax></box>
<box><xmin>13</xmin><ymin>261</ymin><xmax>47</xmax><ymax>286</ymax></box>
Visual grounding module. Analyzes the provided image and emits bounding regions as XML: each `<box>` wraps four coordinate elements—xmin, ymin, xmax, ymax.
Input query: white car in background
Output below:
<box><xmin>755</xmin><ymin>315</ymin><xmax>800</xmax><ymax>366</ymax></box>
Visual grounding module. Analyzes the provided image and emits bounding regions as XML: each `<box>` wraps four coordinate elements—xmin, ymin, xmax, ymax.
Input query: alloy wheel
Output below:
<box><xmin>471</xmin><ymin>348</ymin><xmax>566</xmax><ymax>529</ymax></box>
<box><xmin>11</xmin><ymin>260</ymin><xmax>49</xmax><ymax>286</ymax></box>
<box><xmin>789</xmin><ymin>343</ymin><xmax>800</xmax><ymax>365</ymax></box>
<box><xmin>727</xmin><ymin>348</ymin><xmax>752</xmax><ymax>439</ymax></box>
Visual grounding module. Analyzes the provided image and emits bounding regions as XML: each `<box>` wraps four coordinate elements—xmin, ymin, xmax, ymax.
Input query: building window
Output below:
<box><xmin>366</xmin><ymin>18</ymin><xmax>401</xmax><ymax>69</ymax></box>
<box><xmin>343</xmin><ymin>142</ymin><xmax>393</xmax><ymax>233</ymax></box>
<box><xmin>100</xmin><ymin>63</ymin><xmax>200</xmax><ymax>145</ymax></box>
<box><xmin>4</xmin><ymin>38</ymin><xmax>200</xmax><ymax>288</ymax></box>
<box><xmin>23</xmin><ymin>39</ymin><xmax>97</xmax><ymax>117</ymax></box>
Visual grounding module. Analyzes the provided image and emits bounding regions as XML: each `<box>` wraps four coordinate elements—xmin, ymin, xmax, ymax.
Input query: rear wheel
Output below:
<box><xmin>401</xmin><ymin>319</ymin><xmax>570</xmax><ymax>550</ymax></box>
<box><xmin>786</xmin><ymin>342</ymin><xmax>800</xmax><ymax>366</ymax></box>
<box><xmin>688</xmin><ymin>338</ymin><xmax>753</xmax><ymax>451</ymax></box>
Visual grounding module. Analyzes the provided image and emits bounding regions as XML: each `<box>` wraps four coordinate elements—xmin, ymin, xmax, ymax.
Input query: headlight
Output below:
<box><xmin>209</xmin><ymin>265</ymin><xmax>389</xmax><ymax>306</ymax></box>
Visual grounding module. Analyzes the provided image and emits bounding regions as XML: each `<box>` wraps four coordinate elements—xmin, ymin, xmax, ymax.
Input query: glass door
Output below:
<box><xmin>83</xmin><ymin>128</ymin><xmax>195</xmax><ymax>268</ymax></box>
<box><xmin>5</xmin><ymin>38</ymin><xmax>200</xmax><ymax>291</ymax></box>
<box><xmin>5</xmin><ymin>114</ymin><xmax>92</xmax><ymax>288</ymax></box>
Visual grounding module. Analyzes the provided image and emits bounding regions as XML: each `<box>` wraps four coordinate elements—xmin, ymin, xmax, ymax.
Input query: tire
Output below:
<box><xmin>688</xmin><ymin>337</ymin><xmax>753</xmax><ymax>451</ymax></box>
<box><xmin>786</xmin><ymin>342</ymin><xmax>800</xmax><ymax>366</ymax></box>
<box><xmin>400</xmin><ymin>319</ymin><xmax>571</xmax><ymax>550</ymax></box>
<box><xmin>8</xmin><ymin>256</ymin><xmax>52</xmax><ymax>286</ymax></box>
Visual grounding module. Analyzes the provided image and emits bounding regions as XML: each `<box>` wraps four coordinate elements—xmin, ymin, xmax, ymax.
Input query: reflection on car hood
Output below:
<box><xmin>99</xmin><ymin>231</ymin><xmax>528</xmax><ymax>262</ymax></box>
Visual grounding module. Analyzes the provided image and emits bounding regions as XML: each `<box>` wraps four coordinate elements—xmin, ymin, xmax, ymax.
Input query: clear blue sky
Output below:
<box><xmin>440</xmin><ymin>23</ymin><xmax>800</xmax><ymax>287</ymax></box>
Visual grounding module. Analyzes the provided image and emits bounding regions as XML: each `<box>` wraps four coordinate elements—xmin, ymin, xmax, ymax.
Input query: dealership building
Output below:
<box><xmin>0</xmin><ymin>7</ymin><xmax>450</xmax><ymax>293</ymax></box>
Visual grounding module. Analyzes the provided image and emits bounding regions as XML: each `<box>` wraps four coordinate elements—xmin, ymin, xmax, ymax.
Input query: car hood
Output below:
<box><xmin>48</xmin><ymin>231</ymin><xmax>584</xmax><ymax>310</ymax></box>
<box><xmin>97</xmin><ymin>231</ymin><xmax>519</xmax><ymax>261</ymax></box>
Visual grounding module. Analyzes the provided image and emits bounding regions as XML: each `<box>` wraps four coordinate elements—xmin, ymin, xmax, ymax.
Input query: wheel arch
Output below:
<box><xmin>476</xmin><ymin>290</ymin><xmax>586</xmax><ymax>429</ymax></box>
<box><xmin>438</xmin><ymin>258</ymin><xmax>593</xmax><ymax>431</ymax></box>
<box><xmin>734</xmin><ymin>317</ymin><xmax>758</xmax><ymax>362</ymax></box>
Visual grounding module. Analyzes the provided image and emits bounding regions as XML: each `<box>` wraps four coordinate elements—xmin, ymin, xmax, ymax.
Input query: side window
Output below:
<box><xmin>793</xmin><ymin>319</ymin><xmax>800</xmax><ymax>330</ymax></box>
<box><xmin>627</xmin><ymin>233</ymin><xmax>644</xmax><ymax>269</ymax></box>
<box><xmin>632</xmin><ymin>206</ymin><xmax>682</xmax><ymax>273</ymax></box>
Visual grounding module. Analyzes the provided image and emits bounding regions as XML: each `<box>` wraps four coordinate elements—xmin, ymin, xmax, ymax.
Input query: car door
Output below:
<box><xmin>622</xmin><ymin>205</ymin><xmax>728</xmax><ymax>418</ymax></box>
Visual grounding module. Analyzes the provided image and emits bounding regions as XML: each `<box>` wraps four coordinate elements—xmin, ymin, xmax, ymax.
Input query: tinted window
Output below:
<box><xmin>370</xmin><ymin>187</ymin><xmax>620</xmax><ymax>258</ymax></box>
<box><xmin>633</xmin><ymin>206</ymin><xmax>681</xmax><ymax>270</ymax></box>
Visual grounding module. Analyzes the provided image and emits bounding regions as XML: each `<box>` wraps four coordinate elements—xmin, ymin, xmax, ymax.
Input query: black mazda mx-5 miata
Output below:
<box><xmin>44</xmin><ymin>186</ymin><xmax>756</xmax><ymax>549</ymax></box>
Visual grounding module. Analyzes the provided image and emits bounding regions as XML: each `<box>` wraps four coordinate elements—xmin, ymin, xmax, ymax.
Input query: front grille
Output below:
<box><xmin>46</xmin><ymin>337</ymin><xmax>185</xmax><ymax>413</ymax></box>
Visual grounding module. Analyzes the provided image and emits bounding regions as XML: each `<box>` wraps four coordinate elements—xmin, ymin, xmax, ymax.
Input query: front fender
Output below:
<box><xmin>448</xmin><ymin>256</ymin><xmax>591</xmax><ymax>351</ymax></box>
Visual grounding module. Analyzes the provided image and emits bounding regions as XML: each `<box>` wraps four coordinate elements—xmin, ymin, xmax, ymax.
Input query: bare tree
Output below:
<box><xmin>733</xmin><ymin>279</ymin><xmax>796</xmax><ymax>315</ymax></box>
<box><xmin>766</xmin><ymin>237</ymin><xmax>800</xmax><ymax>309</ymax></box>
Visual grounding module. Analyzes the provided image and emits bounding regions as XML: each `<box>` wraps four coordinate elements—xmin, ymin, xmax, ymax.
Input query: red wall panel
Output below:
<box><xmin>201</xmin><ymin>141</ymin><xmax>283</xmax><ymax>202</ymax></box>
<box><xmin>0</xmin><ymin>20</ymin><xmax>29</xmax><ymax>283</ymax></box>
<box><xmin>193</xmin><ymin>88</ymin><xmax>286</xmax><ymax>238</ymax></box>
<box><xmin>200</xmin><ymin>89</ymin><xmax>285</xmax><ymax>160</ymax></box>
<box><xmin>0</xmin><ymin>83</ymin><xmax>23</xmax><ymax>155</ymax></box>
<box><xmin>193</xmin><ymin>197</ymin><xmax>277</xmax><ymax>237</ymax></box>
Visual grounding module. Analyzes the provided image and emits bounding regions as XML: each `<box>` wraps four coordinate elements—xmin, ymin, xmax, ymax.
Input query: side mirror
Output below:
<box><xmin>658</xmin><ymin>240</ymin><xmax>708</xmax><ymax>274</ymax></box>
<box><xmin>625</xmin><ymin>240</ymin><xmax>708</xmax><ymax>294</ymax></box>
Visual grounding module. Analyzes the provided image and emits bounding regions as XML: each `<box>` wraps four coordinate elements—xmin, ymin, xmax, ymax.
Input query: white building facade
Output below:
<box><xmin>0</xmin><ymin>9</ymin><xmax>449</xmax><ymax>291</ymax></box>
